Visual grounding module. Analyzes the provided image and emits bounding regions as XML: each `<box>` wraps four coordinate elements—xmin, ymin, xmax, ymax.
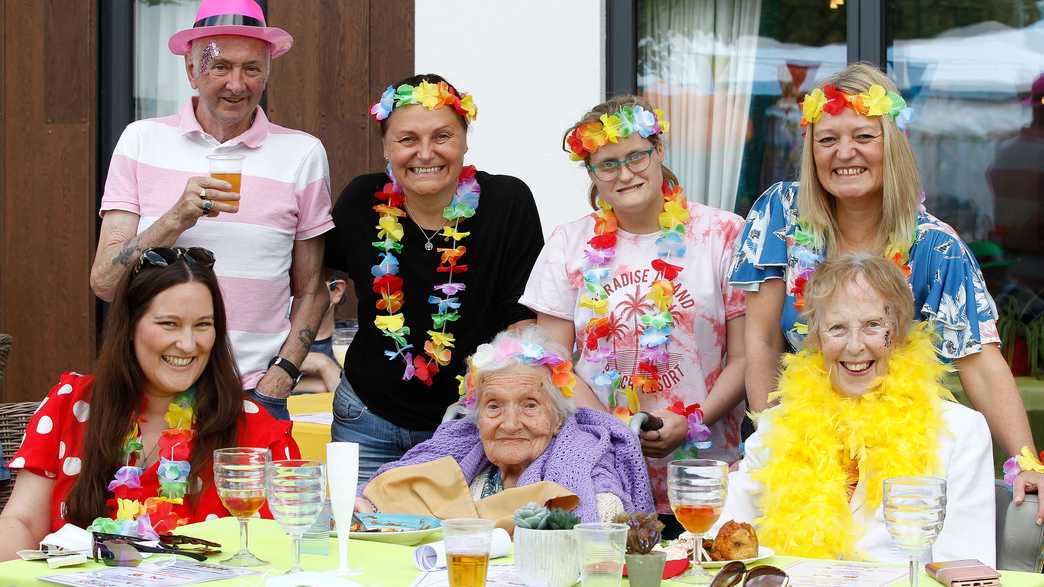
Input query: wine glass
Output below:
<box><xmin>266</xmin><ymin>459</ymin><xmax>326</xmax><ymax>574</ymax></box>
<box><xmin>668</xmin><ymin>459</ymin><xmax>729</xmax><ymax>584</ymax></box>
<box><xmin>883</xmin><ymin>476</ymin><xmax>946</xmax><ymax>587</ymax></box>
<box><xmin>213</xmin><ymin>447</ymin><xmax>269</xmax><ymax>567</ymax></box>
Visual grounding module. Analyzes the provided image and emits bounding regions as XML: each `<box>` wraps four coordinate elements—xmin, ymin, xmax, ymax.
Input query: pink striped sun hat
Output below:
<box><xmin>168</xmin><ymin>0</ymin><xmax>293</xmax><ymax>59</ymax></box>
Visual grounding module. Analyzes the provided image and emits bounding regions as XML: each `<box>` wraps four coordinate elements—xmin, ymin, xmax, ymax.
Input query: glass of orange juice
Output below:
<box><xmin>213</xmin><ymin>447</ymin><xmax>269</xmax><ymax>566</ymax></box>
<box><xmin>668</xmin><ymin>459</ymin><xmax>728</xmax><ymax>584</ymax></box>
<box><xmin>207</xmin><ymin>154</ymin><xmax>244</xmax><ymax>212</ymax></box>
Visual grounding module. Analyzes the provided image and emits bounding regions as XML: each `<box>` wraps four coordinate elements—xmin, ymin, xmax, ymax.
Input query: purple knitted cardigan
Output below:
<box><xmin>362</xmin><ymin>408</ymin><xmax>654</xmax><ymax>522</ymax></box>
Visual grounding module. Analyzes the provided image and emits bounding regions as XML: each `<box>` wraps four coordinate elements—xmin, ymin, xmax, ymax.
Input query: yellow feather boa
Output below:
<box><xmin>752</xmin><ymin>323</ymin><xmax>955</xmax><ymax>560</ymax></box>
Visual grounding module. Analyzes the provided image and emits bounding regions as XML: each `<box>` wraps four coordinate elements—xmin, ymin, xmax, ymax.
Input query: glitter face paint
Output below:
<box><xmin>198</xmin><ymin>41</ymin><xmax>220</xmax><ymax>77</ymax></box>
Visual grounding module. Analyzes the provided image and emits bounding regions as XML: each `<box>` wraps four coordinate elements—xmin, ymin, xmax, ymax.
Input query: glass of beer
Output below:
<box><xmin>207</xmin><ymin>153</ymin><xmax>244</xmax><ymax>212</ymax></box>
<box><xmin>668</xmin><ymin>459</ymin><xmax>728</xmax><ymax>584</ymax></box>
<box><xmin>442</xmin><ymin>518</ymin><xmax>494</xmax><ymax>587</ymax></box>
<box><xmin>213</xmin><ymin>447</ymin><xmax>269</xmax><ymax>567</ymax></box>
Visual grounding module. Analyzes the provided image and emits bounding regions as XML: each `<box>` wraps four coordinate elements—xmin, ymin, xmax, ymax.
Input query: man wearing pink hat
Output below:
<box><xmin>89</xmin><ymin>0</ymin><xmax>332</xmax><ymax>420</ymax></box>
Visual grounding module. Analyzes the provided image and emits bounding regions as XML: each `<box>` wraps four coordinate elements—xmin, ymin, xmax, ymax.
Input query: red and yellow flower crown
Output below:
<box><xmin>800</xmin><ymin>83</ymin><xmax>909</xmax><ymax>127</ymax></box>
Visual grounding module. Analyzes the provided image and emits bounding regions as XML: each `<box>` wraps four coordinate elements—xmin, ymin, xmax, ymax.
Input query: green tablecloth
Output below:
<box><xmin>946</xmin><ymin>375</ymin><xmax>1044</xmax><ymax>475</ymax></box>
<box><xmin>1</xmin><ymin>518</ymin><xmax>1042</xmax><ymax>586</ymax></box>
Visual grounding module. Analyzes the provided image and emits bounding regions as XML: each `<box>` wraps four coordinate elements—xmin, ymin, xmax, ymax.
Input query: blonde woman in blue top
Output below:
<box><xmin>730</xmin><ymin>63</ymin><xmax>1044</xmax><ymax>519</ymax></box>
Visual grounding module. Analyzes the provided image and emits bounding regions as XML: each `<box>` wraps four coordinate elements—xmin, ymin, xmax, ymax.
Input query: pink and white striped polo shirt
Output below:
<box><xmin>100</xmin><ymin>99</ymin><xmax>334</xmax><ymax>389</ymax></box>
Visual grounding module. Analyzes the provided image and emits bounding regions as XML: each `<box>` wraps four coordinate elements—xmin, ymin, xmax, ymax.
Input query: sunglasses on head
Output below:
<box><xmin>710</xmin><ymin>561</ymin><xmax>789</xmax><ymax>587</ymax></box>
<box><xmin>90</xmin><ymin>532</ymin><xmax>220</xmax><ymax>566</ymax></box>
<box><xmin>134</xmin><ymin>246</ymin><xmax>216</xmax><ymax>275</ymax></box>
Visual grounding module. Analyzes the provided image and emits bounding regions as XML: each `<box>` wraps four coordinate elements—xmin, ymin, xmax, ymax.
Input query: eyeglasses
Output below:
<box><xmin>90</xmin><ymin>532</ymin><xmax>220</xmax><ymax>566</ymax></box>
<box><xmin>710</xmin><ymin>561</ymin><xmax>790</xmax><ymax>587</ymax></box>
<box><xmin>134</xmin><ymin>246</ymin><xmax>216</xmax><ymax>275</ymax></box>
<box><xmin>586</xmin><ymin>148</ymin><xmax>656</xmax><ymax>181</ymax></box>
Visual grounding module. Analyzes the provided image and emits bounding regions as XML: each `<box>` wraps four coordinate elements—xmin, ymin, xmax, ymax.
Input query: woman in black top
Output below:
<box><xmin>325</xmin><ymin>73</ymin><xmax>544</xmax><ymax>482</ymax></box>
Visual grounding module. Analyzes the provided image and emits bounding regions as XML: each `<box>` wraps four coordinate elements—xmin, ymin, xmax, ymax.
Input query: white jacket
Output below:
<box><xmin>715</xmin><ymin>401</ymin><xmax>996</xmax><ymax>565</ymax></box>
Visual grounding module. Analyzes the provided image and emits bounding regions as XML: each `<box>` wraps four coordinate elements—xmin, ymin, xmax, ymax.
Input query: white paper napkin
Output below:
<box><xmin>40</xmin><ymin>523</ymin><xmax>92</xmax><ymax>554</ymax></box>
<box><xmin>413</xmin><ymin>528</ymin><xmax>512</xmax><ymax>571</ymax></box>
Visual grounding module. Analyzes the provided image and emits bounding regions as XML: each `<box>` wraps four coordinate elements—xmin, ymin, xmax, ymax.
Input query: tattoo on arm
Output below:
<box><xmin>112</xmin><ymin>239</ymin><xmax>142</xmax><ymax>267</ymax></box>
<box><xmin>297</xmin><ymin>327</ymin><xmax>316</xmax><ymax>348</ymax></box>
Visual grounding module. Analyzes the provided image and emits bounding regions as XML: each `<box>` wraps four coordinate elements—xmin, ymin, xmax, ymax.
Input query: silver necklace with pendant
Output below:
<box><xmin>405</xmin><ymin>202</ymin><xmax>441</xmax><ymax>251</ymax></box>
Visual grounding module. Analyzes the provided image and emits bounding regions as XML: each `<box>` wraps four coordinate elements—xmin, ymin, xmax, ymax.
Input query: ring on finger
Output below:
<box><xmin>200</xmin><ymin>187</ymin><xmax>208</xmax><ymax>200</ymax></box>
<box><xmin>202</xmin><ymin>200</ymin><xmax>214</xmax><ymax>213</ymax></box>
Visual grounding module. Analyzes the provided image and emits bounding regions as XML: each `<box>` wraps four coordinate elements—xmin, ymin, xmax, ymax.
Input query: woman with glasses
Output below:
<box><xmin>0</xmin><ymin>247</ymin><xmax>300</xmax><ymax>561</ymax></box>
<box><xmin>731</xmin><ymin>64</ymin><xmax>1044</xmax><ymax>516</ymax></box>
<box><xmin>324</xmin><ymin>74</ymin><xmax>544</xmax><ymax>484</ymax></box>
<box><xmin>520</xmin><ymin>96</ymin><xmax>747</xmax><ymax>535</ymax></box>
<box><xmin>717</xmin><ymin>253</ymin><xmax>994</xmax><ymax>564</ymax></box>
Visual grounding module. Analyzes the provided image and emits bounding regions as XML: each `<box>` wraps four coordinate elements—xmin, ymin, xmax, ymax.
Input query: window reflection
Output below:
<box><xmin>887</xmin><ymin>2</ymin><xmax>1044</xmax><ymax>373</ymax></box>
<box><xmin>637</xmin><ymin>0</ymin><xmax>846</xmax><ymax>216</ymax></box>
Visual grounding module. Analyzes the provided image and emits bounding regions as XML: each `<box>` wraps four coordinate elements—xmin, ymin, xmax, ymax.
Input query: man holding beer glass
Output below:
<box><xmin>89</xmin><ymin>0</ymin><xmax>333</xmax><ymax>420</ymax></box>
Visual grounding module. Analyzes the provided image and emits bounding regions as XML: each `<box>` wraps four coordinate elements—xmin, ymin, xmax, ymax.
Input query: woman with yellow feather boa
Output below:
<box><xmin>716</xmin><ymin>253</ymin><xmax>995</xmax><ymax>564</ymax></box>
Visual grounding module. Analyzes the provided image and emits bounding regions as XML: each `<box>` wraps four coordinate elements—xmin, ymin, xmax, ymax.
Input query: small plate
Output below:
<box><xmin>698</xmin><ymin>546</ymin><xmax>775</xmax><ymax>568</ymax></box>
<box><xmin>329</xmin><ymin>513</ymin><xmax>442</xmax><ymax>546</ymax></box>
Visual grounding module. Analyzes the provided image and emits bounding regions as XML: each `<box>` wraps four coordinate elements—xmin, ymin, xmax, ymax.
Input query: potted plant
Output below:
<box><xmin>512</xmin><ymin>502</ymin><xmax>581</xmax><ymax>587</ymax></box>
<box><xmin>997</xmin><ymin>296</ymin><xmax>1044</xmax><ymax>377</ymax></box>
<box><xmin>615</xmin><ymin>512</ymin><xmax>667</xmax><ymax>587</ymax></box>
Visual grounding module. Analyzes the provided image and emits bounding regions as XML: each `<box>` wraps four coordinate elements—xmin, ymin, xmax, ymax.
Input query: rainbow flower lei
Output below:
<box><xmin>372</xmin><ymin>165</ymin><xmax>480</xmax><ymax>385</ymax></box>
<box><xmin>800</xmin><ymin>83</ymin><xmax>910</xmax><ymax>127</ymax></box>
<box><xmin>579</xmin><ymin>181</ymin><xmax>690</xmax><ymax>421</ymax></box>
<box><xmin>564</xmin><ymin>104</ymin><xmax>669</xmax><ymax>161</ymax></box>
<box><xmin>370</xmin><ymin>80</ymin><xmax>477</xmax><ymax>123</ymax></box>
<box><xmin>88</xmin><ymin>390</ymin><xmax>195</xmax><ymax>538</ymax></box>
<box><xmin>456</xmin><ymin>338</ymin><xmax>577</xmax><ymax>409</ymax></box>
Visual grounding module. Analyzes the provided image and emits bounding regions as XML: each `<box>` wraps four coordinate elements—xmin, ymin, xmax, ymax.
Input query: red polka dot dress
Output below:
<box><xmin>7</xmin><ymin>372</ymin><xmax>301</xmax><ymax>532</ymax></box>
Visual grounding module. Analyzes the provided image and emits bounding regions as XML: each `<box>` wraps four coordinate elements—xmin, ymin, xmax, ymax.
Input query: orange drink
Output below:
<box><xmin>221</xmin><ymin>494</ymin><xmax>265</xmax><ymax>518</ymax></box>
<box><xmin>673</xmin><ymin>503</ymin><xmax>722</xmax><ymax>534</ymax></box>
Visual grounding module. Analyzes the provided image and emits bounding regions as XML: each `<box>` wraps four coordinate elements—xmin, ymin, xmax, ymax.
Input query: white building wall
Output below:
<box><xmin>415</xmin><ymin>0</ymin><xmax>604</xmax><ymax>236</ymax></box>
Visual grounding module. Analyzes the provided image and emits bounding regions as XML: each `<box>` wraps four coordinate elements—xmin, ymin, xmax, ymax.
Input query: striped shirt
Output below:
<box><xmin>100</xmin><ymin>99</ymin><xmax>334</xmax><ymax>389</ymax></box>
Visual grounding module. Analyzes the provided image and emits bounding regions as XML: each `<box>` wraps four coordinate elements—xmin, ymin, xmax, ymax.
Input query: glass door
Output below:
<box><xmin>886</xmin><ymin>1</ymin><xmax>1044</xmax><ymax>372</ymax></box>
<box><xmin>636</xmin><ymin>0</ymin><xmax>848</xmax><ymax>215</ymax></box>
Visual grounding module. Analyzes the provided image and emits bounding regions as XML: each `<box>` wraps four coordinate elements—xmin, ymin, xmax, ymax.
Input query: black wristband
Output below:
<box><xmin>268</xmin><ymin>356</ymin><xmax>303</xmax><ymax>385</ymax></box>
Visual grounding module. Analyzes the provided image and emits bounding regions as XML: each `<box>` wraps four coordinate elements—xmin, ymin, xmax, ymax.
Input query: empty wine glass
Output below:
<box><xmin>883</xmin><ymin>476</ymin><xmax>947</xmax><ymax>587</ymax></box>
<box><xmin>668</xmin><ymin>459</ymin><xmax>729</xmax><ymax>584</ymax></box>
<box><xmin>266</xmin><ymin>459</ymin><xmax>326</xmax><ymax>574</ymax></box>
<box><xmin>213</xmin><ymin>447</ymin><xmax>269</xmax><ymax>567</ymax></box>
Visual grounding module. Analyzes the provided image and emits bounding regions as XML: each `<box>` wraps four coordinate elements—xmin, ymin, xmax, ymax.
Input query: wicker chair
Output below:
<box><xmin>0</xmin><ymin>401</ymin><xmax>38</xmax><ymax>511</ymax></box>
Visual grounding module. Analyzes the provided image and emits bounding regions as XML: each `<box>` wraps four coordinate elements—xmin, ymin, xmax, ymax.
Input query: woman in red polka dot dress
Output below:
<box><xmin>0</xmin><ymin>247</ymin><xmax>300</xmax><ymax>560</ymax></box>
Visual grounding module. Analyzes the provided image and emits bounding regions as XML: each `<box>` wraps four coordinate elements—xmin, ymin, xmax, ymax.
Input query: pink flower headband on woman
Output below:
<box><xmin>369</xmin><ymin>80</ymin><xmax>477</xmax><ymax>123</ymax></box>
<box><xmin>456</xmin><ymin>339</ymin><xmax>577</xmax><ymax>408</ymax></box>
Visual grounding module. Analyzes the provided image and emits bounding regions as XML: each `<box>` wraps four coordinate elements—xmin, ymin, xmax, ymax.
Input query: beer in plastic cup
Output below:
<box><xmin>207</xmin><ymin>154</ymin><xmax>244</xmax><ymax>212</ymax></box>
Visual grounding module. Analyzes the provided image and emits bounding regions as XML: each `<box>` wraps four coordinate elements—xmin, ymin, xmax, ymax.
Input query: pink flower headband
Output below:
<box><xmin>564</xmin><ymin>104</ymin><xmax>669</xmax><ymax>161</ymax></box>
<box><xmin>457</xmin><ymin>339</ymin><xmax>576</xmax><ymax>408</ymax></box>
<box><xmin>370</xmin><ymin>80</ymin><xmax>477</xmax><ymax>123</ymax></box>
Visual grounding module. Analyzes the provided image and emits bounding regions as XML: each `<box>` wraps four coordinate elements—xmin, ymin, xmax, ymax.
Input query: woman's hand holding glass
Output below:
<box><xmin>669</xmin><ymin>459</ymin><xmax>729</xmax><ymax>584</ymax></box>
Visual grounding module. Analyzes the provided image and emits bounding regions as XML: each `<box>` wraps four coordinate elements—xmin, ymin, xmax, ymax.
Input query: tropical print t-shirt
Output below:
<box><xmin>729</xmin><ymin>181</ymin><xmax>1000</xmax><ymax>358</ymax></box>
<box><xmin>521</xmin><ymin>202</ymin><xmax>746</xmax><ymax>513</ymax></box>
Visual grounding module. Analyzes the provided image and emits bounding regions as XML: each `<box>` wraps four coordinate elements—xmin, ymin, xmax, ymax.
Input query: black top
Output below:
<box><xmin>326</xmin><ymin>171</ymin><xmax>544</xmax><ymax>430</ymax></box>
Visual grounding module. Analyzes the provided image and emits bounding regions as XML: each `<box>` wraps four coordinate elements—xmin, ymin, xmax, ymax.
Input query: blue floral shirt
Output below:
<box><xmin>729</xmin><ymin>182</ymin><xmax>1000</xmax><ymax>359</ymax></box>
